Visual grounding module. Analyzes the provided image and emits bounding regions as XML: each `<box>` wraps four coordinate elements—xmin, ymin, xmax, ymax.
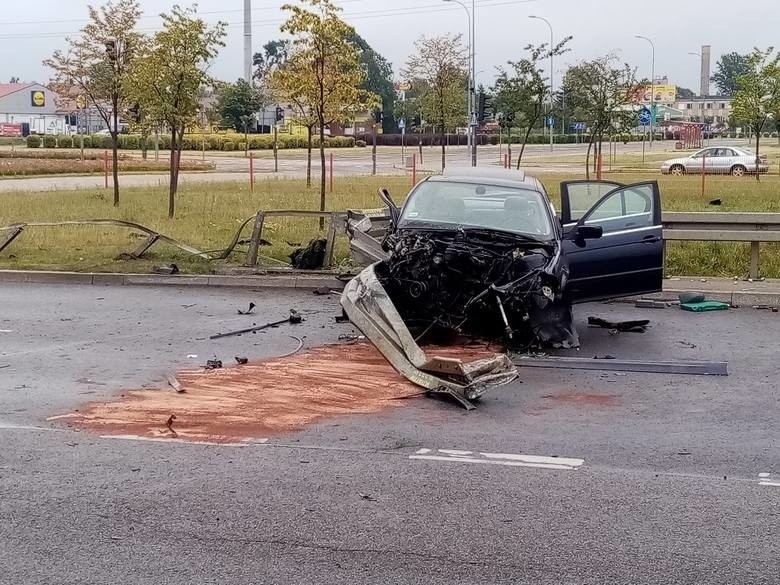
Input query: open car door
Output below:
<box><xmin>560</xmin><ymin>180</ymin><xmax>663</xmax><ymax>303</ymax></box>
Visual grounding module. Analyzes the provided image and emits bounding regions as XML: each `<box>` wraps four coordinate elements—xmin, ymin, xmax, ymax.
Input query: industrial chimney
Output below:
<box><xmin>700</xmin><ymin>45</ymin><xmax>711</xmax><ymax>97</ymax></box>
<box><xmin>244</xmin><ymin>0</ymin><xmax>253</xmax><ymax>84</ymax></box>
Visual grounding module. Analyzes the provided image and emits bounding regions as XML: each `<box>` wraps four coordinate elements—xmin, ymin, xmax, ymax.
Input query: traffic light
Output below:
<box><xmin>275</xmin><ymin>106</ymin><xmax>284</xmax><ymax>123</ymax></box>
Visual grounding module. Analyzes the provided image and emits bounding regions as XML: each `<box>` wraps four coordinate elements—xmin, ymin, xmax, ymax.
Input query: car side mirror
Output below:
<box><xmin>377</xmin><ymin>187</ymin><xmax>400</xmax><ymax>227</ymax></box>
<box><xmin>570</xmin><ymin>224</ymin><xmax>603</xmax><ymax>240</ymax></box>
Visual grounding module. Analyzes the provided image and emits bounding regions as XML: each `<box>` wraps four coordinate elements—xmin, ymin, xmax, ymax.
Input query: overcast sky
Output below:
<box><xmin>2</xmin><ymin>0</ymin><xmax>778</xmax><ymax>93</ymax></box>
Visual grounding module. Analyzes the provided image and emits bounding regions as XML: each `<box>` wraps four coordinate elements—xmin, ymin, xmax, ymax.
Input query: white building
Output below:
<box><xmin>0</xmin><ymin>83</ymin><xmax>69</xmax><ymax>134</ymax></box>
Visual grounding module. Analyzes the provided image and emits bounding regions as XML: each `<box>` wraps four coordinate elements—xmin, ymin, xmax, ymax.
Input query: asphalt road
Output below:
<box><xmin>1</xmin><ymin>283</ymin><xmax>778</xmax><ymax>584</ymax></box>
<box><xmin>0</xmin><ymin>139</ymin><xmax>746</xmax><ymax>193</ymax></box>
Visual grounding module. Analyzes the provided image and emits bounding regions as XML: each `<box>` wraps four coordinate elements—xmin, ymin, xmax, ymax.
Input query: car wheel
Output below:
<box><xmin>670</xmin><ymin>164</ymin><xmax>684</xmax><ymax>176</ymax></box>
<box><xmin>731</xmin><ymin>165</ymin><xmax>746</xmax><ymax>177</ymax></box>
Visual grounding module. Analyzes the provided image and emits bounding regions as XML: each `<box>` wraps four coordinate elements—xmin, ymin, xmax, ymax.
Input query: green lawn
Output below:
<box><xmin>1</xmin><ymin>172</ymin><xmax>779</xmax><ymax>277</ymax></box>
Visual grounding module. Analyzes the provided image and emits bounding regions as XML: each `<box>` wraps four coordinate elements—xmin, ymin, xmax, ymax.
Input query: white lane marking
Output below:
<box><xmin>99</xmin><ymin>434</ymin><xmax>269</xmax><ymax>447</ymax></box>
<box><xmin>410</xmin><ymin>449</ymin><xmax>583</xmax><ymax>471</ymax></box>
<box><xmin>758</xmin><ymin>472</ymin><xmax>770</xmax><ymax>478</ymax></box>
<box><xmin>759</xmin><ymin>481</ymin><xmax>780</xmax><ymax>488</ymax></box>
<box><xmin>480</xmin><ymin>452</ymin><xmax>585</xmax><ymax>468</ymax></box>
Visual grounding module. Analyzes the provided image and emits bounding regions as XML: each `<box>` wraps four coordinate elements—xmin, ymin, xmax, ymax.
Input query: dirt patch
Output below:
<box><xmin>542</xmin><ymin>393</ymin><xmax>620</xmax><ymax>406</ymax></box>
<box><xmin>60</xmin><ymin>342</ymin><xmax>498</xmax><ymax>443</ymax></box>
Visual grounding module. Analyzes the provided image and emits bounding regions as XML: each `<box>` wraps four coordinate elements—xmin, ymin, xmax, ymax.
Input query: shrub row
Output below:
<box><xmin>27</xmin><ymin>133</ymin><xmax>356</xmax><ymax>151</ymax></box>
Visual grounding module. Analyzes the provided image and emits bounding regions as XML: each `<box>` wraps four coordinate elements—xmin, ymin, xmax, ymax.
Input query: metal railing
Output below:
<box><xmin>662</xmin><ymin>212</ymin><xmax>780</xmax><ymax>279</ymax></box>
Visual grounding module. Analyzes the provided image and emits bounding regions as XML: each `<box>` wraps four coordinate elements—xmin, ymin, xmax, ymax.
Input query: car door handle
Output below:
<box><xmin>642</xmin><ymin>235</ymin><xmax>661</xmax><ymax>243</ymax></box>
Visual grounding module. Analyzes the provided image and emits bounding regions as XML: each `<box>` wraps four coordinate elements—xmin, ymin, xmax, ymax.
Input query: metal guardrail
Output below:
<box><xmin>662</xmin><ymin>212</ymin><xmax>780</xmax><ymax>279</ymax></box>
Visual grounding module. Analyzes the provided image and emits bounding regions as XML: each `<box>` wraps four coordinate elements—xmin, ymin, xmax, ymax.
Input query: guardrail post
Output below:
<box><xmin>750</xmin><ymin>241</ymin><xmax>760</xmax><ymax>279</ymax></box>
<box><xmin>244</xmin><ymin>211</ymin><xmax>265</xmax><ymax>267</ymax></box>
<box><xmin>324</xmin><ymin>212</ymin><xmax>338</xmax><ymax>268</ymax></box>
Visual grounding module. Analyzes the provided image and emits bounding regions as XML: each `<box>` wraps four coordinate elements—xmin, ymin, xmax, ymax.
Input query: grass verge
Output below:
<box><xmin>0</xmin><ymin>172</ymin><xmax>779</xmax><ymax>277</ymax></box>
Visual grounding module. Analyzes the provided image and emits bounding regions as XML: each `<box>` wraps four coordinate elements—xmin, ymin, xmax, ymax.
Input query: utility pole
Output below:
<box><xmin>444</xmin><ymin>0</ymin><xmax>475</xmax><ymax>166</ymax></box>
<box><xmin>530</xmin><ymin>16</ymin><xmax>554</xmax><ymax>152</ymax></box>
<box><xmin>244</xmin><ymin>0</ymin><xmax>252</xmax><ymax>84</ymax></box>
<box><xmin>636</xmin><ymin>34</ymin><xmax>655</xmax><ymax>149</ymax></box>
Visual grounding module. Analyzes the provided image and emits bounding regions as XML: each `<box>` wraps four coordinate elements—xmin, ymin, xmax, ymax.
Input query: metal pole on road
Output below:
<box><xmin>530</xmin><ymin>15</ymin><xmax>554</xmax><ymax>152</ymax></box>
<box><xmin>636</xmin><ymin>34</ymin><xmax>655</xmax><ymax>149</ymax></box>
<box><xmin>444</xmin><ymin>0</ymin><xmax>476</xmax><ymax>166</ymax></box>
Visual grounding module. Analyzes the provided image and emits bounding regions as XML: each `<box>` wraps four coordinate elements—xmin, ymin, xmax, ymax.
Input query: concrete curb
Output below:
<box><xmin>0</xmin><ymin>269</ymin><xmax>347</xmax><ymax>290</ymax></box>
<box><xmin>2</xmin><ymin>270</ymin><xmax>779</xmax><ymax>306</ymax></box>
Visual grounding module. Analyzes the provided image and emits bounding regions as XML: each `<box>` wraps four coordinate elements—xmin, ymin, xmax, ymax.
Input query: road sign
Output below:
<box><xmin>398</xmin><ymin>118</ymin><xmax>406</xmax><ymax>131</ymax></box>
<box><xmin>546</xmin><ymin>115</ymin><xmax>555</xmax><ymax>127</ymax></box>
<box><xmin>638</xmin><ymin>107</ymin><xmax>652</xmax><ymax>126</ymax></box>
<box><xmin>571</xmin><ymin>122</ymin><xmax>586</xmax><ymax>132</ymax></box>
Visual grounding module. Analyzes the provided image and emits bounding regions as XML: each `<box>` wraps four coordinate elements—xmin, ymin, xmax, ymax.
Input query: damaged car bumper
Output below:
<box><xmin>340</xmin><ymin>264</ymin><xmax>518</xmax><ymax>409</ymax></box>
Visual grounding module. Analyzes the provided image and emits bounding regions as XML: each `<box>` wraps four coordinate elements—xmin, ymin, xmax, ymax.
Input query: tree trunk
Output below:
<box><xmin>111</xmin><ymin>104</ymin><xmax>120</xmax><ymax>207</ymax></box>
<box><xmin>585</xmin><ymin>135</ymin><xmax>594</xmax><ymax>180</ymax></box>
<box><xmin>319</xmin><ymin>122</ymin><xmax>326</xmax><ymax>230</ymax></box>
<box><xmin>168</xmin><ymin>127</ymin><xmax>179</xmax><ymax>219</ymax></box>
<box><xmin>306</xmin><ymin>126</ymin><xmax>313</xmax><ymax>188</ymax></box>
<box><xmin>440</xmin><ymin>126</ymin><xmax>446</xmax><ymax>170</ymax></box>
<box><xmin>141</xmin><ymin>129</ymin><xmax>148</xmax><ymax>161</ymax></box>
<box><xmin>516</xmin><ymin>124</ymin><xmax>534</xmax><ymax>169</ymax></box>
<box><xmin>755</xmin><ymin>130</ymin><xmax>761</xmax><ymax>182</ymax></box>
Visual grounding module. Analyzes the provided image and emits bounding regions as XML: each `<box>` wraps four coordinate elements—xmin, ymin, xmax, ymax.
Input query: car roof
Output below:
<box><xmin>431</xmin><ymin>166</ymin><xmax>541</xmax><ymax>191</ymax></box>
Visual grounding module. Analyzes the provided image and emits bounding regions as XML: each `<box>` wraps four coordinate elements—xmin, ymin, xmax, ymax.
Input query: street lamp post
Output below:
<box><xmin>444</xmin><ymin>0</ymin><xmax>476</xmax><ymax>166</ymax></box>
<box><xmin>636</xmin><ymin>34</ymin><xmax>655</xmax><ymax>149</ymax></box>
<box><xmin>530</xmin><ymin>15</ymin><xmax>554</xmax><ymax>152</ymax></box>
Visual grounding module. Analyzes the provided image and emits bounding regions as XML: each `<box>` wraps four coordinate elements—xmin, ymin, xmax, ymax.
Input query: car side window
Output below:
<box><xmin>583</xmin><ymin>185</ymin><xmax>654</xmax><ymax>233</ymax></box>
<box><xmin>724</xmin><ymin>149</ymin><xmax>737</xmax><ymax>157</ymax></box>
<box><xmin>565</xmin><ymin>183</ymin><xmax>620</xmax><ymax>222</ymax></box>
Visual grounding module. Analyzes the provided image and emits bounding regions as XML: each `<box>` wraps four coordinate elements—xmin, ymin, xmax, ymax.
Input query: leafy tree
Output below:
<box><xmin>731</xmin><ymin>47</ymin><xmax>780</xmax><ymax>182</ymax></box>
<box><xmin>712</xmin><ymin>52</ymin><xmax>751</xmax><ymax>96</ymax></box>
<box><xmin>402</xmin><ymin>34</ymin><xmax>468</xmax><ymax>169</ymax></box>
<box><xmin>127</xmin><ymin>5</ymin><xmax>226</xmax><ymax>218</ymax></box>
<box><xmin>253</xmin><ymin>39</ymin><xmax>292</xmax><ymax>81</ymax></box>
<box><xmin>277</xmin><ymin>0</ymin><xmax>378</xmax><ymax>222</ymax></box>
<box><xmin>676</xmin><ymin>86</ymin><xmax>696</xmax><ymax>99</ymax></box>
<box><xmin>346</xmin><ymin>31</ymin><xmax>395</xmax><ymax>133</ymax></box>
<box><xmin>493</xmin><ymin>38</ymin><xmax>571</xmax><ymax>167</ymax></box>
<box><xmin>45</xmin><ymin>0</ymin><xmax>143</xmax><ymax>207</ymax></box>
<box><xmin>562</xmin><ymin>55</ymin><xmax>640</xmax><ymax>178</ymax></box>
<box><xmin>217</xmin><ymin>79</ymin><xmax>265</xmax><ymax>132</ymax></box>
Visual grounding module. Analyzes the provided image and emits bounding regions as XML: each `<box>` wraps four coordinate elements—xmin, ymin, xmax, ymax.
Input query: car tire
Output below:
<box><xmin>731</xmin><ymin>165</ymin><xmax>746</xmax><ymax>177</ymax></box>
<box><xmin>670</xmin><ymin>164</ymin><xmax>685</xmax><ymax>176</ymax></box>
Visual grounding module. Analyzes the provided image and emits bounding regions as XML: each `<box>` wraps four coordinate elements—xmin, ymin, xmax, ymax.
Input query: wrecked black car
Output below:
<box><xmin>341</xmin><ymin>168</ymin><xmax>663</xmax><ymax>406</ymax></box>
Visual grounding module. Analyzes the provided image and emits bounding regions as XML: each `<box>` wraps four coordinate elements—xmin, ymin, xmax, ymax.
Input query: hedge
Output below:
<box><xmin>26</xmin><ymin>136</ymin><xmax>41</xmax><ymax>148</ymax></box>
<box><xmin>43</xmin><ymin>135</ymin><xmax>57</xmax><ymax>148</ymax></box>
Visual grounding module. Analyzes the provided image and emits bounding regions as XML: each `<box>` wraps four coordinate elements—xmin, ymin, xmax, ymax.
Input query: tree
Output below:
<box><xmin>216</xmin><ymin>79</ymin><xmax>265</xmax><ymax>132</ymax></box>
<box><xmin>277</xmin><ymin>0</ymin><xmax>378</xmax><ymax>222</ymax></box>
<box><xmin>45</xmin><ymin>0</ymin><xmax>143</xmax><ymax>207</ymax></box>
<box><xmin>402</xmin><ymin>34</ymin><xmax>468</xmax><ymax>170</ymax></box>
<box><xmin>712</xmin><ymin>52</ymin><xmax>751</xmax><ymax>96</ymax></box>
<box><xmin>127</xmin><ymin>5</ymin><xmax>226</xmax><ymax>218</ymax></box>
<box><xmin>493</xmin><ymin>39</ymin><xmax>571</xmax><ymax>167</ymax></box>
<box><xmin>253</xmin><ymin>39</ymin><xmax>292</xmax><ymax>81</ymax></box>
<box><xmin>676</xmin><ymin>86</ymin><xmax>696</xmax><ymax>99</ymax></box>
<box><xmin>731</xmin><ymin>47</ymin><xmax>780</xmax><ymax>182</ymax></box>
<box><xmin>562</xmin><ymin>55</ymin><xmax>640</xmax><ymax>178</ymax></box>
<box><xmin>346</xmin><ymin>31</ymin><xmax>395</xmax><ymax>133</ymax></box>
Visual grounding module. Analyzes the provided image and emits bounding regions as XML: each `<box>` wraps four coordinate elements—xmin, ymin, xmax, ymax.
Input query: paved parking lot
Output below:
<box><xmin>1</xmin><ymin>283</ymin><xmax>778</xmax><ymax>584</ymax></box>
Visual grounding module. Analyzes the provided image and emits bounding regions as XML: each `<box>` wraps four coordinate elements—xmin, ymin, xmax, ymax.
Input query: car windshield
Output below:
<box><xmin>399</xmin><ymin>180</ymin><xmax>553</xmax><ymax>238</ymax></box>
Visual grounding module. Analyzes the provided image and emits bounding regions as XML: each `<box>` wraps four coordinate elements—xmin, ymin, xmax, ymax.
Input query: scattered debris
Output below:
<box><xmin>358</xmin><ymin>493</ymin><xmax>377</xmax><ymax>502</ymax></box>
<box><xmin>277</xmin><ymin>336</ymin><xmax>304</xmax><ymax>359</ymax></box>
<box><xmin>313</xmin><ymin>286</ymin><xmax>333</xmax><ymax>296</ymax></box>
<box><xmin>290</xmin><ymin>238</ymin><xmax>326</xmax><ymax>269</ymax></box>
<box><xmin>210</xmin><ymin>309</ymin><xmax>303</xmax><ymax>340</ymax></box>
<box><xmin>187</xmin><ymin>354</ymin><xmax>198</xmax><ymax>359</ymax></box>
<box><xmin>680</xmin><ymin>301</ymin><xmax>730</xmax><ymax>312</ymax></box>
<box><xmin>237</xmin><ymin>302</ymin><xmax>256</xmax><ymax>315</ymax></box>
<box><xmin>587</xmin><ymin>317</ymin><xmax>650</xmax><ymax>333</ymax></box>
<box><xmin>334</xmin><ymin>311</ymin><xmax>350</xmax><ymax>324</ymax></box>
<box><xmin>0</xmin><ymin>364</ymin><xmax>9</xmax><ymax>369</ymax></box>
<box><xmin>166</xmin><ymin>373</ymin><xmax>184</xmax><ymax>393</ymax></box>
<box><xmin>594</xmin><ymin>355</ymin><xmax>616</xmax><ymax>360</ymax></box>
<box><xmin>677</xmin><ymin>341</ymin><xmax>697</xmax><ymax>349</ymax></box>
<box><xmin>165</xmin><ymin>414</ymin><xmax>177</xmax><ymax>437</ymax></box>
<box><xmin>678</xmin><ymin>291</ymin><xmax>706</xmax><ymax>304</ymax></box>
<box><xmin>153</xmin><ymin>263</ymin><xmax>179</xmax><ymax>275</ymax></box>
<box><xmin>753</xmin><ymin>305</ymin><xmax>779</xmax><ymax>312</ymax></box>
<box><xmin>676</xmin><ymin>451</ymin><xmax>692</xmax><ymax>456</ymax></box>
<box><xmin>708</xmin><ymin>199</ymin><xmax>722</xmax><ymax>206</ymax></box>
<box><xmin>205</xmin><ymin>359</ymin><xmax>223</xmax><ymax>370</ymax></box>
<box><xmin>181</xmin><ymin>304</ymin><xmax>197</xmax><ymax>309</ymax></box>
<box><xmin>235</xmin><ymin>356</ymin><xmax>249</xmax><ymax>365</ymax></box>
<box><xmin>514</xmin><ymin>355</ymin><xmax>728</xmax><ymax>376</ymax></box>
<box><xmin>635</xmin><ymin>299</ymin><xmax>667</xmax><ymax>309</ymax></box>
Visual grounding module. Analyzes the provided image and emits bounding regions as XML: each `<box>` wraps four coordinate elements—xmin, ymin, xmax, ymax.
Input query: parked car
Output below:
<box><xmin>661</xmin><ymin>146</ymin><xmax>769</xmax><ymax>176</ymax></box>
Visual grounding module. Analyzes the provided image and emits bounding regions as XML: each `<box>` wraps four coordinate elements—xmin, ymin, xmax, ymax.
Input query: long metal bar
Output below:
<box><xmin>513</xmin><ymin>356</ymin><xmax>728</xmax><ymax>376</ymax></box>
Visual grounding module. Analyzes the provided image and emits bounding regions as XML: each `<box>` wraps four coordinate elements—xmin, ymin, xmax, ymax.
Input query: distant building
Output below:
<box><xmin>0</xmin><ymin>83</ymin><xmax>69</xmax><ymax>134</ymax></box>
<box><xmin>674</xmin><ymin>96</ymin><xmax>733</xmax><ymax>125</ymax></box>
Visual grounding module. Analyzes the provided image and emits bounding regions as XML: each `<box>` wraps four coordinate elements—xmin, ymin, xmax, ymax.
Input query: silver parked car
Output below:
<box><xmin>661</xmin><ymin>146</ymin><xmax>769</xmax><ymax>176</ymax></box>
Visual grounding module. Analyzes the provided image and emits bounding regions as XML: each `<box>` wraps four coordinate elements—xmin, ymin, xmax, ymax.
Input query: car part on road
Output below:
<box><xmin>678</xmin><ymin>291</ymin><xmax>706</xmax><ymax>304</ymax></box>
<box><xmin>587</xmin><ymin>317</ymin><xmax>650</xmax><ymax>333</ymax></box>
<box><xmin>635</xmin><ymin>299</ymin><xmax>667</xmax><ymax>309</ymax></box>
<box><xmin>235</xmin><ymin>356</ymin><xmax>249</xmax><ymax>365</ymax></box>
<box><xmin>237</xmin><ymin>302</ymin><xmax>256</xmax><ymax>315</ymax></box>
<box><xmin>165</xmin><ymin>414</ymin><xmax>177</xmax><ymax>437</ymax></box>
<box><xmin>166</xmin><ymin>373</ymin><xmax>184</xmax><ymax>393</ymax></box>
<box><xmin>153</xmin><ymin>264</ymin><xmax>180</xmax><ymax>275</ymax></box>
<box><xmin>680</xmin><ymin>301</ymin><xmax>730</xmax><ymax>312</ymax></box>
<box><xmin>209</xmin><ymin>309</ymin><xmax>303</xmax><ymax>339</ymax></box>
<box><xmin>341</xmin><ymin>264</ymin><xmax>518</xmax><ymax>409</ymax></box>
<box><xmin>205</xmin><ymin>359</ymin><xmax>223</xmax><ymax>370</ymax></box>
<box><xmin>514</xmin><ymin>355</ymin><xmax>728</xmax><ymax>376</ymax></box>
